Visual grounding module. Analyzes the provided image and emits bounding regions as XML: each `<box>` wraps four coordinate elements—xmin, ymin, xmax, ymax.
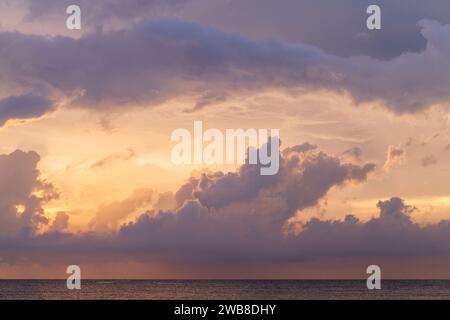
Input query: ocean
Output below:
<box><xmin>0</xmin><ymin>280</ymin><xmax>450</xmax><ymax>300</ymax></box>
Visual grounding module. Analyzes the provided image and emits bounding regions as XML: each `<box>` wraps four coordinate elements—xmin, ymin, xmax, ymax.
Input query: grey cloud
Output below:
<box><xmin>7</xmin><ymin>196</ymin><xmax>450</xmax><ymax>265</ymax></box>
<box><xmin>1</xmin><ymin>18</ymin><xmax>450</xmax><ymax>126</ymax></box>
<box><xmin>295</xmin><ymin>197</ymin><xmax>450</xmax><ymax>257</ymax></box>
<box><xmin>23</xmin><ymin>0</ymin><xmax>187</xmax><ymax>27</ymax></box>
<box><xmin>122</xmin><ymin>196</ymin><xmax>450</xmax><ymax>263</ymax></box>
<box><xmin>0</xmin><ymin>150</ymin><xmax>57</xmax><ymax>235</ymax></box>
<box><xmin>175</xmin><ymin>142</ymin><xmax>374</xmax><ymax>217</ymax></box>
<box><xmin>49</xmin><ymin>212</ymin><xmax>70</xmax><ymax>232</ymax></box>
<box><xmin>18</xmin><ymin>0</ymin><xmax>450</xmax><ymax>60</ymax></box>
<box><xmin>116</xmin><ymin>144</ymin><xmax>376</xmax><ymax>261</ymax></box>
<box><xmin>0</xmin><ymin>94</ymin><xmax>55</xmax><ymax>126</ymax></box>
<box><xmin>185</xmin><ymin>0</ymin><xmax>450</xmax><ymax>59</ymax></box>
<box><xmin>4</xmin><ymin>147</ymin><xmax>450</xmax><ymax>266</ymax></box>
<box><xmin>0</xmin><ymin>143</ymin><xmax>376</xmax><ymax>263</ymax></box>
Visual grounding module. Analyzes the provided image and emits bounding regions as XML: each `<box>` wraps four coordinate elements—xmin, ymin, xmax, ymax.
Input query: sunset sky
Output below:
<box><xmin>1</xmin><ymin>0</ymin><xmax>450</xmax><ymax>279</ymax></box>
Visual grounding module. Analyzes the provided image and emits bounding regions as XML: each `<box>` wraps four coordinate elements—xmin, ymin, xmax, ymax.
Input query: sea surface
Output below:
<box><xmin>0</xmin><ymin>280</ymin><xmax>450</xmax><ymax>300</ymax></box>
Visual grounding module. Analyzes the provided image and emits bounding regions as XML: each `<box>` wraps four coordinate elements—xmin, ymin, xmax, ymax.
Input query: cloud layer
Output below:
<box><xmin>1</xmin><ymin>19</ymin><xmax>450</xmax><ymax>126</ymax></box>
<box><xmin>2</xmin><ymin>145</ymin><xmax>450</xmax><ymax>268</ymax></box>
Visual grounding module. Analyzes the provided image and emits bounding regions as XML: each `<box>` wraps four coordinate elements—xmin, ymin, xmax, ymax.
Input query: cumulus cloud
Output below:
<box><xmin>173</xmin><ymin>142</ymin><xmax>374</xmax><ymax>215</ymax></box>
<box><xmin>0</xmin><ymin>150</ymin><xmax>58</xmax><ymax>235</ymax></box>
<box><xmin>0</xmin><ymin>143</ymin><xmax>377</xmax><ymax>263</ymax></box>
<box><xmin>112</xmin><ymin>143</ymin><xmax>375</xmax><ymax>261</ymax></box>
<box><xmin>117</xmin><ymin>195</ymin><xmax>450</xmax><ymax>262</ymax></box>
<box><xmin>295</xmin><ymin>197</ymin><xmax>450</xmax><ymax>257</ymax></box>
<box><xmin>3</xmin><ymin>145</ymin><xmax>450</xmax><ymax>267</ymax></box>
<box><xmin>49</xmin><ymin>212</ymin><xmax>70</xmax><ymax>232</ymax></box>
<box><xmin>89</xmin><ymin>188</ymin><xmax>154</xmax><ymax>231</ymax></box>
<box><xmin>1</xmin><ymin>19</ymin><xmax>450</xmax><ymax>125</ymax></box>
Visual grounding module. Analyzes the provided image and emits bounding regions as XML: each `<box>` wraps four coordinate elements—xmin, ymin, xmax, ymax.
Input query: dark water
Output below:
<box><xmin>0</xmin><ymin>280</ymin><xmax>450</xmax><ymax>300</ymax></box>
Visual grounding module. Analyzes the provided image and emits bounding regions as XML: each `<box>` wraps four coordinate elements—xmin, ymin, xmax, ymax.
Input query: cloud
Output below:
<box><xmin>1</xmin><ymin>19</ymin><xmax>450</xmax><ymax>125</ymax></box>
<box><xmin>22</xmin><ymin>0</ymin><xmax>187</xmax><ymax>29</ymax></box>
<box><xmin>383</xmin><ymin>145</ymin><xmax>405</xmax><ymax>171</ymax></box>
<box><xmin>421</xmin><ymin>155</ymin><xmax>438</xmax><ymax>167</ymax></box>
<box><xmin>0</xmin><ymin>94</ymin><xmax>55</xmax><ymax>126</ymax></box>
<box><xmin>49</xmin><ymin>212</ymin><xmax>70</xmax><ymax>232</ymax></box>
<box><xmin>295</xmin><ymin>197</ymin><xmax>450</xmax><ymax>258</ymax></box>
<box><xmin>184</xmin><ymin>0</ymin><xmax>450</xmax><ymax>59</ymax></box>
<box><xmin>183</xmin><ymin>92</ymin><xmax>227</xmax><ymax>113</ymax></box>
<box><xmin>282</xmin><ymin>142</ymin><xmax>317</xmax><ymax>157</ymax></box>
<box><xmin>341</xmin><ymin>147</ymin><xmax>363</xmax><ymax>162</ymax></box>
<box><xmin>173</xmin><ymin>142</ymin><xmax>374</xmax><ymax>216</ymax></box>
<box><xmin>153</xmin><ymin>192</ymin><xmax>176</xmax><ymax>211</ymax></box>
<box><xmin>4</xmin><ymin>145</ymin><xmax>450</xmax><ymax>266</ymax></box>
<box><xmin>0</xmin><ymin>150</ymin><xmax>58</xmax><ymax>235</ymax></box>
<box><xmin>0</xmin><ymin>143</ymin><xmax>376</xmax><ymax>263</ymax></box>
<box><xmin>90</xmin><ymin>149</ymin><xmax>136</xmax><ymax>169</ymax></box>
<box><xmin>88</xmin><ymin>188</ymin><xmax>154</xmax><ymax>231</ymax></box>
<box><xmin>113</xmin><ymin>144</ymin><xmax>375</xmax><ymax>261</ymax></box>
<box><xmin>15</xmin><ymin>0</ymin><xmax>450</xmax><ymax>60</ymax></box>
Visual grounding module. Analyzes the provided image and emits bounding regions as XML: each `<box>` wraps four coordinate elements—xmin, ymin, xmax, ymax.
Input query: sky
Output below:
<box><xmin>1</xmin><ymin>0</ymin><xmax>450</xmax><ymax>279</ymax></box>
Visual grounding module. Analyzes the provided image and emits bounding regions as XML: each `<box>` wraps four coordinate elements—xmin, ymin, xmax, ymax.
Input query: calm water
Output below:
<box><xmin>0</xmin><ymin>280</ymin><xmax>450</xmax><ymax>300</ymax></box>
